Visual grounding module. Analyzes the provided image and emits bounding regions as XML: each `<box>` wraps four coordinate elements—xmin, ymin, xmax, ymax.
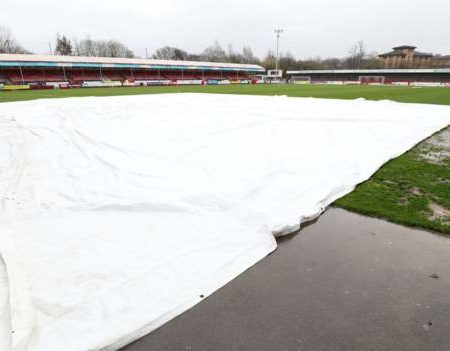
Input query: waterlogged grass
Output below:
<box><xmin>1</xmin><ymin>84</ymin><xmax>450</xmax><ymax>234</ymax></box>
<box><xmin>335</xmin><ymin>129</ymin><xmax>450</xmax><ymax>235</ymax></box>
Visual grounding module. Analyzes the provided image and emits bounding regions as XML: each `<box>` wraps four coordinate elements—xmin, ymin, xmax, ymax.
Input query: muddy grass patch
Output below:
<box><xmin>335</xmin><ymin>126</ymin><xmax>450</xmax><ymax>235</ymax></box>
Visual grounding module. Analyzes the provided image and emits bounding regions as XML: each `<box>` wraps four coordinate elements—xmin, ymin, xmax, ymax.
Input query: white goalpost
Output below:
<box><xmin>359</xmin><ymin>76</ymin><xmax>385</xmax><ymax>85</ymax></box>
<box><xmin>291</xmin><ymin>76</ymin><xmax>311</xmax><ymax>84</ymax></box>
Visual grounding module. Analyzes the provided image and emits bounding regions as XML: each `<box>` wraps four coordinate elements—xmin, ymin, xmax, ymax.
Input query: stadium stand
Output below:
<box><xmin>167</xmin><ymin>72</ymin><xmax>201</xmax><ymax>80</ymax></box>
<box><xmin>121</xmin><ymin>71</ymin><xmax>162</xmax><ymax>81</ymax></box>
<box><xmin>42</xmin><ymin>71</ymin><xmax>67</xmax><ymax>82</ymax></box>
<box><xmin>0</xmin><ymin>54</ymin><xmax>265</xmax><ymax>89</ymax></box>
<box><xmin>287</xmin><ymin>69</ymin><xmax>450</xmax><ymax>87</ymax></box>
<box><xmin>0</xmin><ymin>73</ymin><xmax>10</xmax><ymax>84</ymax></box>
<box><xmin>100</xmin><ymin>70</ymin><xmax>125</xmax><ymax>81</ymax></box>
<box><xmin>4</xmin><ymin>70</ymin><xmax>23</xmax><ymax>83</ymax></box>
<box><xmin>226</xmin><ymin>74</ymin><xmax>251</xmax><ymax>80</ymax></box>
<box><xmin>1</xmin><ymin>69</ymin><xmax>67</xmax><ymax>84</ymax></box>
<box><xmin>68</xmin><ymin>70</ymin><xmax>103</xmax><ymax>83</ymax></box>
<box><xmin>202</xmin><ymin>72</ymin><xmax>223</xmax><ymax>80</ymax></box>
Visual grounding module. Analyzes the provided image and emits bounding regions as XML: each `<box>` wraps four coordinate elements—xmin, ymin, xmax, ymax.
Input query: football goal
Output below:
<box><xmin>359</xmin><ymin>76</ymin><xmax>385</xmax><ymax>85</ymax></box>
<box><xmin>291</xmin><ymin>76</ymin><xmax>311</xmax><ymax>84</ymax></box>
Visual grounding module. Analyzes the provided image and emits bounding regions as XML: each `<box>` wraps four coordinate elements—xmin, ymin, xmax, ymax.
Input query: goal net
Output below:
<box><xmin>292</xmin><ymin>76</ymin><xmax>311</xmax><ymax>84</ymax></box>
<box><xmin>359</xmin><ymin>76</ymin><xmax>385</xmax><ymax>85</ymax></box>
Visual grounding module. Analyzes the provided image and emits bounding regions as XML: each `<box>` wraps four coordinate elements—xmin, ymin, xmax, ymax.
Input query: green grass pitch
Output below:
<box><xmin>2</xmin><ymin>84</ymin><xmax>450</xmax><ymax>105</ymax></box>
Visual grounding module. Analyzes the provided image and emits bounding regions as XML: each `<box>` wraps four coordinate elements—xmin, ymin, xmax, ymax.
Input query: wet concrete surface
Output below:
<box><xmin>122</xmin><ymin>208</ymin><xmax>450</xmax><ymax>351</ymax></box>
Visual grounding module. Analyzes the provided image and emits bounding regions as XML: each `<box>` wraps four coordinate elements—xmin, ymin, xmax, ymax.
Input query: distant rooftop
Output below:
<box><xmin>392</xmin><ymin>45</ymin><xmax>417</xmax><ymax>50</ymax></box>
<box><xmin>379</xmin><ymin>46</ymin><xmax>433</xmax><ymax>59</ymax></box>
<box><xmin>379</xmin><ymin>50</ymin><xmax>407</xmax><ymax>58</ymax></box>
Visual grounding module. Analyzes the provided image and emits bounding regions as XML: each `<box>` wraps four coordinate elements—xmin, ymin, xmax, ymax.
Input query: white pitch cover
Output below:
<box><xmin>0</xmin><ymin>94</ymin><xmax>449</xmax><ymax>350</ymax></box>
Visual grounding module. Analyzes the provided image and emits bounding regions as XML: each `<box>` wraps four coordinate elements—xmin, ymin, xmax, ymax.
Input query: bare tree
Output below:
<box><xmin>72</xmin><ymin>37</ymin><xmax>134</xmax><ymax>58</ymax></box>
<box><xmin>186</xmin><ymin>53</ymin><xmax>202</xmax><ymax>61</ymax></box>
<box><xmin>202</xmin><ymin>41</ymin><xmax>227</xmax><ymax>62</ymax></box>
<box><xmin>321</xmin><ymin>57</ymin><xmax>343</xmax><ymax>69</ymax></box>
<box><xmin>226</xmin><ymin>44</ymin><xmax>244</xmax><ymax>63</ymax></box>
<box><xmin>152</xmin><ymin>46</ymin><xmax>188</xmax><ymax>60</ymax></box>
<box><xmin>361</xmin><ymin>52</ymin><xmax>384</xmax><ymax>69</ymax></box>
<box><xmin>242</xmin><ymin>45</ymin><xmax>259</xmax><ymax>64</ymax></box>
<box><xmin>73</xmin><ymin>37</ymin><xmax>95</xmax><ymax>56</ymax></box>
<box><xmin>0</xmin><ymin>25</ymin><xmax>29</xmax><ymax>54</ymax></box>
<box><xmin>261</xmin><ymin>50</ymin><xmax>276</xmax><ymax>69</ymax></box>
<box><xmin>278</xmin><ymin>52</ymin><xmax>298</xmax><ymax>71</ymax></box>
<box><xmin>346</xmin><ymin>40</ymin><xmax>366</xmax><ymax>69</ymax></box>
<box><xmin>100</xmin><ymin>40</ymin><xmax>134</xmax><ymax>58</ymax></box>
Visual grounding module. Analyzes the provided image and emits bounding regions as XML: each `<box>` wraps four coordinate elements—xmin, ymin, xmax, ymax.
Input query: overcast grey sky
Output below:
<box><xmin>1</xmin><ymin>0</ymin><xmax>449</xmax><ymax>59</ymax></box>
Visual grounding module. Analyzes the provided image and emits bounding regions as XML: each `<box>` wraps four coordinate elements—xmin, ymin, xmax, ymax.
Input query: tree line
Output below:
<box><xmin>151</xmin><ymin>41</ymin><xmax>259</xmax><ymax>64</ymax></box>
<box><xmin>0</xmin><ymin>25</ymin><xmax>29</xmax><ymax>54</ymax></box>
<box><xmin>147</xmin><ymin>41</ymin><xmax>383</xmax><ymax>70</ymax></box>
<box><xmin>1</xmin><ymin>24</ymin><xmax>384</xmax><ymax>70</ymax></box>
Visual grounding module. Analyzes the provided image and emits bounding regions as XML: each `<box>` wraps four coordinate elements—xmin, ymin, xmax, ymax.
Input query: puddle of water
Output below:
<box><xmin>419</xmin><ymin>127</ymin><xmax>450</xmax><ymax>164</ymax></box>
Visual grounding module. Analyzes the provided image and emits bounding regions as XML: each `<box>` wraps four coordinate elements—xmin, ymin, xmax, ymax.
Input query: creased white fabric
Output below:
<box><xmin>0</xmin><ymin>93</ymin><xmax>449</xmax><ymax>350</ymax></box>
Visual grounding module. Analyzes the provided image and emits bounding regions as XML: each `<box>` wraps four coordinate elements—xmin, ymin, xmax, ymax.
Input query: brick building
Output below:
<box><xmin>379</xmin><ymin>45</ymin><xmax>450</xmax><ymax>68</ymax></box>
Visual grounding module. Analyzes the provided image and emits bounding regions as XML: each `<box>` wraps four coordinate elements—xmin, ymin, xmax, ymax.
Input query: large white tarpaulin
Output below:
<box><xmin>0</xmin><ymin>94</ymin><xmax>449</xmax><ymax>350</ymax></box>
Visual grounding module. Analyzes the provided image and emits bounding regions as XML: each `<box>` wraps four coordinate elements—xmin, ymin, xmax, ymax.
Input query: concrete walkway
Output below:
<box><xmin>122</xmin><ymin>208</ymin><xmax>450</xmax><ymax>351</ymax></box>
